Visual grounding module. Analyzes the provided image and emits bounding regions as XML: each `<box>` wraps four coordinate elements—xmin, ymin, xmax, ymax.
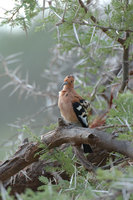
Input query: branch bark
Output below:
<box><xmin>4</xmin><ymin>160</ymin><xmax>68</xmax><ymax>195</ymax></box>
<box><xmin>0</xmin><ymin>141</ymin><xmax>40</xmax><ymax>182</ymax></box>
<box><xmin>41</xmin><ymin>125</ymin><xmax>133</xmax><ymax>159</ymax></box>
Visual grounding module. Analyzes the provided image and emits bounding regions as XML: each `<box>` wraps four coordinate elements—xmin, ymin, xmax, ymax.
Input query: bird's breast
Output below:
<box><xmin>58</xmin><ymin>92</ymin><xmax>78</xmax><ymax>123</ymax></box>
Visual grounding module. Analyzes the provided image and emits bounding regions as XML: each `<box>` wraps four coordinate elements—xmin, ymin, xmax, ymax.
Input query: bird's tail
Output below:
<box><xmin>83</xmin><ymin>144</ymin><xmax>93</xmax><ymax>153</ymax></box>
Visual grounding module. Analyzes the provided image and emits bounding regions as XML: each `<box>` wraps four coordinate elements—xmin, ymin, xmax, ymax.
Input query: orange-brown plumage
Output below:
<box><xmin>58</xmin><ymin>75</ymin><xmax>83</xmax><ymax>124</ymax></box>
<box><xmin>58</xmin><ymin>75</ymin><xmax>92</xmax><ymax>153</ymax></box>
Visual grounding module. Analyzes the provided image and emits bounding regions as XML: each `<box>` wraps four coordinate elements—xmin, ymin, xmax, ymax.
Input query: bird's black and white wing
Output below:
<box><xmin>72</xmin><ymin>100</ymin><xmax>93</xmax><ymax>153</ymax></box>
<box><xmin>72</xmin><ymin>101</ymin><xmax>88</xmax><ymax>127</ymax></box>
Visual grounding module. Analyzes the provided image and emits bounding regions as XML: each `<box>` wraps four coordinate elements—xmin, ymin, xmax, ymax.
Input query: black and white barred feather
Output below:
<box><xmin>72</xmin><ymin>99</ymin><xmax>90</xmax><ymax>127</ymax></box>
<box><xmin>72</xmin><ymin>99</ymin><xmax>92</xmax><ymax>153</ymax></box>
<box><xmin>72</xmin><ymin>101</ymin><xmax>88</xmax><ymax>127</ymax></box>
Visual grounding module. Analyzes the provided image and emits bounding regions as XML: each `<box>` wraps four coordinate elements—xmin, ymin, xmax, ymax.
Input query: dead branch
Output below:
<box><xmin>0</xmin><ymin>141</ymin><xmax>40</xmax><ymax>182</ymax></box>
<box><xmin>41</xmin><ymin>123</ymin><xmax>133</xmax><ymax>159</ymax></box>
<box><xmin>0</xmin><ymin>56</ymin><xmax>57</xmax><ymax>99</ymax></box>
<box><xmin>73</xmin><ymin>146</ymin><xmax>96</xmax><ymax>172</ymax></box>
<box><xmin>4</xmin><ymin>160</ymin><xmax>68</xmax><ymax>195</ymax></box>
<box><xmin>0</xmin><ymin>120</ymin><xmax>133</xmax><ymax>183</ymax></box>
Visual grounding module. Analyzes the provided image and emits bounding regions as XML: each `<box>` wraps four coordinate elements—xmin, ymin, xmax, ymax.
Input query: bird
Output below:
<box><xmin>58</xmin><ymin>75</ymin><xmax>92</xmax><ymax>153</ymax></box>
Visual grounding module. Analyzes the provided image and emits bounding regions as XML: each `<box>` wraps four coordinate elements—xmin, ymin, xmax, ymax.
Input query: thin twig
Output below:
<box><xmin>97</xmin><ymin>124</ymin><xmax>133</xmax><ymax>130</ymax></box>
<box><xmin>102</xmin><ymin>157</ymin><xmax>129</xmax><ymax>170</ymax></box>
<box><xmin>56</xmin><ymin>2</ymin><xmax>67</xmax><ymax>26</ymax></box>
<box><xmin>74</xmin><ymin>20</ymin><xmax>133</xmax><ymax>33</ymax></box>
<box><xmin>90</xmin><ymin>77</ymin><xmax>102</xmax><ymax>102</ymax></box>
<box><xmin>8</xmin><ymin>5</ymin><xmax>23</xmax><ymax>23</ymax></box>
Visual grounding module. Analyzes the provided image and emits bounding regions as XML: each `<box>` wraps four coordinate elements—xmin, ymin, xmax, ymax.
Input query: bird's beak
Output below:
<box><xmin>61</xmin><ymin>81</ymin><xmax>68</xmax><ymax>89</ymax></box>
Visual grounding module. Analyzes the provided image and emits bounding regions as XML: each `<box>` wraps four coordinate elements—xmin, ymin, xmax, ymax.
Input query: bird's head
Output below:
<box><xmin>62</xmin><ymin>75</ymin><xmax>75</xmax><ymax>89</ymax></box>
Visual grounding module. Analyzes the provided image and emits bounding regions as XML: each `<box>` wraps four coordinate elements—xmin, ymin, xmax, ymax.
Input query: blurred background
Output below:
<box><xmin>0</xmin><ymin>1</ymin><xmax>56</xmax><ymax>160</ymax></box>
<box><xmin>0</xmin><ymin>0</ymin><xmax>117</xmax><ymax>160</ymax></box>
<box><xmin>0</xmin><ymin>29</ymin><xmax>54</xmax><ymax>159</ymax></box>
<box><xmin>0</xmin><ymin>1</ymin><xmax>80</xmax><ymax>160</ymax></box>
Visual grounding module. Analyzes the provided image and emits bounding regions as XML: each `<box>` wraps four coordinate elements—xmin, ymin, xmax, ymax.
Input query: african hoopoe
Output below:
<box><xmin>58</xmin><ymin>75</ymin><xmax>92</xmax><ymax>153</ymax></box>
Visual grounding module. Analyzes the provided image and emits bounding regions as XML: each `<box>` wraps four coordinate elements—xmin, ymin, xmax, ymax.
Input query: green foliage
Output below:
<box><xmin>43</xmin><ymin>123</ymin><xmax>58</xmax><ymax>132</ymax></box>
<box><xmin>22</xmin><ymin>126</ymin><xmax>38</xmax><ymax>141</ymax></box>
<box><xmin>96</xmin><ymin>166</ymin><xmax>133</xmax><ymax>194</ymax></box>
<box><xmin>3</xmin><ymin>165</ymin><xmax>133</xmax><ymax>200</ymax></box>
<box><xmin>37</xmin><ymin>167</ymin><xmax>95</xmax><ymax>200</ymax></box>
<box><xmin>1</xmin><ymin>0</ymin><xmax>40</xmax><ymax>32</ymax></box>
<box><xmin>111</xmin><ymin>0</ymin><xmax>133</xmax><ymax>29</ymax></box>
<box><xmin>107</xmin><ymin>91</ymin><xmax>133</xmax><ymax>140</ymax></box>
<box><xmin>1</xmin><ymin>0</ymin><xmax>133</xmax><ymax>75</ymax></box>
<box><xmin>97</xmin><ymin>167</ymin><xmax>124</xmax><ymax>182</ymax></box>
<box><xmin>21</xmin><ymin>186</ymin><xmax>69</xmax><ymax>200</ymax></box>
<box><xmin>39</xmin><ymin>146</ymin><xmax>75</xmax><ymax>176</ymax></box>
<box><xmin>53</xmin><ymin>147</ymin><xmax>75</xmax><ymax>176</ymax></box>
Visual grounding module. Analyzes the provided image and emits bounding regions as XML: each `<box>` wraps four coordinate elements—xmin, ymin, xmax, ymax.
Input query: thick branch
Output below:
<box><xmin>0</xmin><ymin>124</ymin><xmax>133</xmax><ymax>182</ymax></box>
<box><xmin>0</xmin><ymin>142</ymin><xmax>40</xmax><ymax>182</ymax></box>
<box><xmin>41</xmin><ymin>126</ymin><xmax>133</xmax><ymax>159</ymax></box>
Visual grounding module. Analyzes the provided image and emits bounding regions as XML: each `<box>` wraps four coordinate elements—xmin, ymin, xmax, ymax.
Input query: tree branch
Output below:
<box><xmin>73</xmin><ymin>146</ymin><xmax>96</xmax><ymax>172</ymax></box>
<box><xmin>120</xmin><ymin>32</ymin><xmax>130</xmax><ymax>92</ymax></box>
<box><xmin>0</xmin><ymin>121</ymin><xmax>133</xmax><ymax>183</ymax></box>
<box><xmin>4</xmin><ymin>160</ymin><xmax>68</xmax><ymax>195</ymax></box>
<box><xmin>0</xmin><ymin>142</ymin><xmax>40</xmax><ymax>182</ymax></box>
<box><xmin>74</xmin><ymin>20</ymin><xmax>133</xmax><ymax>33</ymax></box>
<box><xmin>0</xmin><ymin>57</ymin><xmax>57</xmax><ymax>99</ymax></box>
<box><xmin>41</xmin><ymin>125</ymin><xmax>133</xmax><ymax>159</ymax></box>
